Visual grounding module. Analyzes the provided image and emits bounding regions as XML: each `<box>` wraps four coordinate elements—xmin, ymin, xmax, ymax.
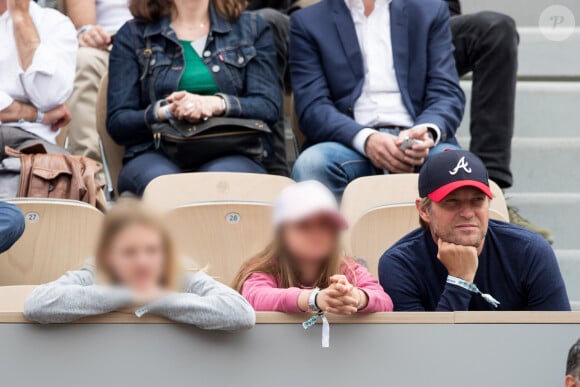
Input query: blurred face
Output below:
<box><xmin>104</xmin><ymin>224</ymin><xmax>167</xmax><ymax>291</ymax></box>
<box><xmin>420</xmin><ymin>187</ymin><xmax>490</xmax><ymax>250</ymax></box>
<box><xmin>282</xmin><ymin>214</ymin><xmax>339</xmax><ymax>265</ymax></box>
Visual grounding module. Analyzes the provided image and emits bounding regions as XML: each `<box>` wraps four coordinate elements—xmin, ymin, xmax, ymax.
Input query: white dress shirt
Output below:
<box><xmin>346</xmin><ymin>0</ymin><xmax>440</xmax><ymax>155</ymax></box>
<box><xmin>96</xmin><ymin>0</ymin><xmax>132</xmax><ymax>34</ymax></box>
<box><xmin>0</xmin><ymin>2</ymin><xmax>77</xmax><ymax>143</ymax></box>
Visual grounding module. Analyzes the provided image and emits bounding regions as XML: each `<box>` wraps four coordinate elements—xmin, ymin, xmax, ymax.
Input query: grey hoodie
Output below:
<box><xmin>24</xmin><ymin>265</ymin><xmax>256</xmax><ymax>330</ymax></box>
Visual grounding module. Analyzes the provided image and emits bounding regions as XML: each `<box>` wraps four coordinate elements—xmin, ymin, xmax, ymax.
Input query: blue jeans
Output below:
<box><xmin>0</xmin><ymin>202</ymin><xmax>25</xmax><ymax>254</ymax></box>
<box><xmin>118</xmin><ymin>151</ymin><xmax>267</xmax><ymax>196</ymax></box>
<box><xmin>292</xmin><ymin>137</ymin><xmax>460</xmax><ymax>199</ymax></box>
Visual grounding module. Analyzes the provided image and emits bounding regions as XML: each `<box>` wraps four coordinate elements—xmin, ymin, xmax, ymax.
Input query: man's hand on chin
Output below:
<box><xmin>436</xmin><ymin>238</ymin><xmax>479</xmax><ymax>283</ymax></box>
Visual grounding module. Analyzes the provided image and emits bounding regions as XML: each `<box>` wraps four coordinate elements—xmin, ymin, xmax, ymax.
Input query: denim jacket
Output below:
<box><xmin>106</xmin><ymin>5</ymin><xmax>283</xmax><ymax>170</ymax></box>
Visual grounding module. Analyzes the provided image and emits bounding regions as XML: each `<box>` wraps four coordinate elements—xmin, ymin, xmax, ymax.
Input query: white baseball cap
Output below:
<box><xmin>273</xmin><ymin>180</ymin><xmax>348</xmax><ymax>230</ymax></box>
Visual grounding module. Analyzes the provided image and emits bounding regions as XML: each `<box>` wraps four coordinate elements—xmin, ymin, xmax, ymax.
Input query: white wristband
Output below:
<box><xmin>77</xmin><ymin>24</ymin><xmax>94</xmax><ymax>39</ymax></box>
<box><xmin>446</xmin><ymin>275</ymin><xmax>501</xmax><ymax>308</ymax></box>
<box><xmin>164</xmin><ymin>105</ymin><xmax>172</xmax><ymax>120</ymax></box>
<box><xmin>35</xmin><ymin>111</ymin><xmax>44</xmax><ymax>124</ymax></box>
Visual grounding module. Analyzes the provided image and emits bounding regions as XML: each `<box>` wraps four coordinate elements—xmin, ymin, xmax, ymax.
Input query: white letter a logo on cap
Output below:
<box><xmin>449</xmin><ymin>156</ymin><xmax>472</xmax><ymax>175</ymax></box>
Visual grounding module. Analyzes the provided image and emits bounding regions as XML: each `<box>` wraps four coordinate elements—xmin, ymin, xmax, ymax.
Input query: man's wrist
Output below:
<box><xmin>35</xmin><ymin>111</ymin><xmax>44</xmax><ymax>124</ymax></box>
<box><xmin>421</xmin><ymin>123</ymin><xmax>441</xmax><ymax>144</ymax></box>
<box><xmin>447</xmin><ymin>271</ymin><xmax>475</xmax><ymax>283</ymax></box>
<box><xmin>353</xmin><ymin>128</ymin><xmax>378</xmax><ymax>156</ymax></box>
<box><xmin>10</xmin><ymin>12</ymin><xmax>31</xmax><ymax>25</ymax></box>
<box><xmin>77</xmin><ymin>25</ymin><xmax>95</xmax><ymax>39</ymax></box>
<box><xmin>15</xmin><ymin>102</ymin><xmax>37</xmax><ymax>122</ymax></box>
<box><xmin>446</xmin><ymin>275</ymin><xmax>501</xmax><ymax>308</ymax></box>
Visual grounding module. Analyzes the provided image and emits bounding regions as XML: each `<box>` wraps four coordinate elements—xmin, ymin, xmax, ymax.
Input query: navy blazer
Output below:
<box><xmin>289</xmin><ymin>0</ymin><xmax>465</xmax><ymax>148</ymax></box>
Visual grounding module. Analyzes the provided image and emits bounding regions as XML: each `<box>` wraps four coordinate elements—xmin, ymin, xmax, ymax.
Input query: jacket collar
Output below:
<box><xmin>143</xmin><ymin>3</ymin><xmax>231</xmax><ymax>38</ymax></box>
<box><xmin>208</xmin><ymin>3</ymin><xmax>232</xmax><ymax>34</ymax></box>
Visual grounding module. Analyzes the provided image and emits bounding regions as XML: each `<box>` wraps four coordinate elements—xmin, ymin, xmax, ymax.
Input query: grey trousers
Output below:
<box><xmin>0</xmin><ymin>126</ymin><xmax>68</xmax><ymax>159</ymax></box>
<box><xmin>0</xmin><ymin>126</ymin><xmax>68</xmax><ymax>198</ymax></box>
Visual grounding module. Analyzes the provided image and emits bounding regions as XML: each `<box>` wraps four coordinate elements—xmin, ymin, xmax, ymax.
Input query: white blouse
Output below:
<box><xmin>0</xmin><ymin>2</ymin><xmax>77</xmax><ymax>143</ymax></box>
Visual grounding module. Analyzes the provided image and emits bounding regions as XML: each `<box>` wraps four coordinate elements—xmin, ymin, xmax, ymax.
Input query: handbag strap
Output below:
<box><xmin>140</xmin><ymin>36</ymin><xmax>157</xmax><ymax>105</ymax></box>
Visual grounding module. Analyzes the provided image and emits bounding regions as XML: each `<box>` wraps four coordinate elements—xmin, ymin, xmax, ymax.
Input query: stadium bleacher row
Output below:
<box><xmin>81</xmin><ymin>0</ymin><xmax>580</xmax><ymax>309</ymax></box>
<box><xmin>2</xmin><ymin>0</ymin><xmax>580</xmax><ymax>385</ymax></box>
<box><xmin>0</xmin><ymin>172</ymin><xmax>508</xmax><ymax>286</ymax></box>
<box><xmin>0</xmin><ymin>0</ymin><xmax>577</xmax><ymax>306</ymax></box>
<box><xmin>6</xmin><ymin>18</ymin><xmax>580</xmax><ymax>308</ymax></box>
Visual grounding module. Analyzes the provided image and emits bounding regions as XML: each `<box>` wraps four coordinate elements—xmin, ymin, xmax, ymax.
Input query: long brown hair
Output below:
<box><xmin>95</xmin><ymin>200</ymin><xmax>182</xmax><ymax>291</ymax></box>
<box><xmin>232</xmin><ymin>230</ymin><xmax>355</xmax><ymax>292</ymax></box>
<box><xmin>129</xmin><ymin>0</ymin><xmax>247</xmax><ymax>23</ymax></box>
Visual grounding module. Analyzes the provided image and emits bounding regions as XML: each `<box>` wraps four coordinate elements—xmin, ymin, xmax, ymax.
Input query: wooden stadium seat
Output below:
<box><xmin>96</xmin><ymin>72</ymin><xmax>125</xmax><ymax>197</ymax></box>
<box><xmin>143</xmin><ymin>172</ymin><xmax>294</xmax><ymax>211</ymax></box>
<box><xmin>342</xmin><ymin>174</ymin><xmax>509</xmax><ymax>276</ymax></box>
<box><xmin>0</xmin><ymin>199</ymin><xmax>104</xmax><ymax>285</ymax></box>
<box><xmin>165</xmin><ymin>202</ymin><xmax>274</xmax><ymax>285</ymax></box>
<box><xmin>350</xmin><ymin>206</ymin><xmax>418</xmax><ymax>277</ymax></box>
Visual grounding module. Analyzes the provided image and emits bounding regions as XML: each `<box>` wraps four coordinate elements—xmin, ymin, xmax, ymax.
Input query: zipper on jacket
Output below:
<box><xmin>153</xmin><ymin>132</ymin><xmax>161</xmax><ymax>149</ymax></box>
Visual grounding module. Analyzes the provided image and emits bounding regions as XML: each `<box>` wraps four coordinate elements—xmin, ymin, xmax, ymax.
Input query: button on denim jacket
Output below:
<box><xmin>106</xmin><ymin>5</ymin><xmax>283</xmax><ymax>170</ymax></box>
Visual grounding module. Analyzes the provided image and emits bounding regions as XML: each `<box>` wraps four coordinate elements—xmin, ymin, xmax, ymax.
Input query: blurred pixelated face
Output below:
<box><xmin>105</xmin><ymin>224</ymin><xmax>166</xmax><ymax>291</ymax></box>
<box><xmin>425</xmin><ymin>187</ymin><xmax>489</xmax><ymax>249</ymax></box>
<box><xmin>282</xmin><ymin>214</ymin><xmax>339</xmax><ymax>264</ymax></box>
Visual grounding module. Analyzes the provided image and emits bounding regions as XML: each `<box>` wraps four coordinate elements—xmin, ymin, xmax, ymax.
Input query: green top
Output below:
<box><xmin>178</xmin><ymin>40</ymin><xmax>220</xmax><ymax>95</ymax></box>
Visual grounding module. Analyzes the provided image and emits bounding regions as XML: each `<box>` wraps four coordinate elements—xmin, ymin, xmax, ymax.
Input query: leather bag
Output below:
<box><xmin>151</xmin><ymin>116</ymin><xmax>271</xmax><ymax>171</ymax></box>
<box><xmin>5</xmin><ymin>146</ymin><xmax>107</xmax><ymax>212</ymax></box>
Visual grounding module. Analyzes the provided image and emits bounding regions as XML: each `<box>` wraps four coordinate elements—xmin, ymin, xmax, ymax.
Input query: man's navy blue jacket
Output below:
<box><xmin>379</xmin><ymin>220</ymin><xmax>571</xmax><ymax>311</ymax></box>
<box><xmin>289</xmin><ymin>0</ymin><xmax>465</xmax><ymax>148</ymax></box>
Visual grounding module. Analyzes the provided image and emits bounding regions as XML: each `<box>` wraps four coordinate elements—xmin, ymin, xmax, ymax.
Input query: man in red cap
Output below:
<box><xmin>379</xmin><ymin>150</ymin><xmax>570</xmax><ymax>311</ymax></box>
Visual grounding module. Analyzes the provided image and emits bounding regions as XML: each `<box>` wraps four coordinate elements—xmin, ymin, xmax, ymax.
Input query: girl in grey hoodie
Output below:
<box><xmin>24</xmin><ymin>200</ymin><xmax>255</xmax><ymax>330</ymax></box>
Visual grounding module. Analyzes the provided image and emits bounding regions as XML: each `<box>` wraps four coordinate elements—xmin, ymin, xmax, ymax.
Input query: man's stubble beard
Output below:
<box><xmin>431</xmin><ymin>222</ymin><xmax>486</xmax><ymax>249</ymax></box>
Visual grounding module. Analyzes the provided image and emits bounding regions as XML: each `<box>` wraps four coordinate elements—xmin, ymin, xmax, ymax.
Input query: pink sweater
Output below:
<box><xmin>241</xmin><ymin>262</ymin><xmax>393</xmax><ymax>313</ymax></box>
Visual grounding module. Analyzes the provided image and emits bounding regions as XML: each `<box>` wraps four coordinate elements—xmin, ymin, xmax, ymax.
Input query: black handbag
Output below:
<box><xmin>151</xmin><ymin>117</ymin><xmax>271</xmax><ymax>171</ymax></box>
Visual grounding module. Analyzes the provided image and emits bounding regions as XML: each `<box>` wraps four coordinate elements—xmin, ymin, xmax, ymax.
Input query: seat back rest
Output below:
<box><xmin>165</xmin><ymin>202</ymin><xmax>274</xmax><ymax>285</ymax></box>
<box><xmin>350</xmin><ymin>205</ymin><xmax>419</xmax><ymax>277</ymax></box>
<box><xmin>341</xmin><ymin>174</ymin><xmax>420</xmax><ymax>255</ymax></box>
<box><xmin>0</xmin><ymin>199</ymin><xmax>104</xmax><ymax>285</ymax></box>
<box><xmin>143</xmin><ymin>172</ymin><xmax>295</xmax><ymax>211</ymax></box>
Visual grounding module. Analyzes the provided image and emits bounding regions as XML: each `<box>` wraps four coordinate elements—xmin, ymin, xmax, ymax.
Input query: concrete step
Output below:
<box><xmin>458</xmin><ymin>29</ymin><xmax>580</xmax><ymax>79</ymax></box>
<box><xmin>506</xmin><ymin>193</ymin><xmax>580</xmax><ymax>249</ymax></box>
<box><xmin>463</xmin><ymin>0</ymin><xmax>580</xmax><ymax>27</ymax></box>
<box><xmin>555</xmin><ymin>249</ymin><xmax>580</xmax><ymax>301</ymax></box>
<box><xmin>517</xmin><ymin>29</ymin><xmax>580</xmax><ymax>79</ymax></box>
<box><xmin>456</xmin><ymin>137</ymin><xmax>580</xmax><ymax>193</ymax></box>
<box><xmin>458</xmin><ymin>81</ymin><xmax>580</xmax><ymax>138</ymax></box>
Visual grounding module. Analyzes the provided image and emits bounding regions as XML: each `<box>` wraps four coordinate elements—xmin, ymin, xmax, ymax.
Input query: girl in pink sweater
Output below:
<box><xmin>232</xmin><ymin>181</ymin><xmax>393</xmax><ymax>314</ymax></box>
